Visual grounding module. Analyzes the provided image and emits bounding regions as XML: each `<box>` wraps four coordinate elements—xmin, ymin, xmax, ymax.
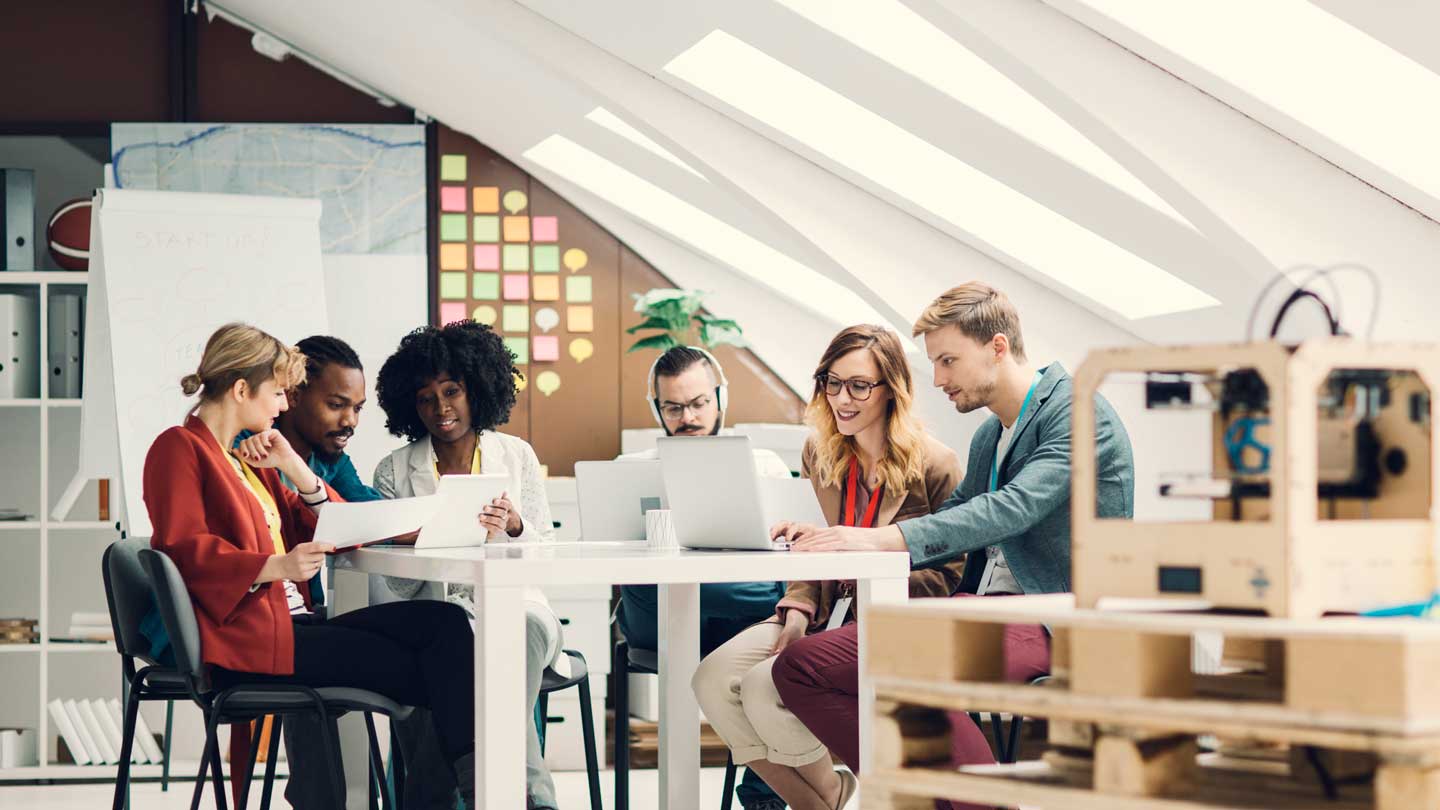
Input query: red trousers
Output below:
<box><xmin>771</xmin><ymin>593</ymin><xmax>1049</xmax><ymax>810</ymax></box>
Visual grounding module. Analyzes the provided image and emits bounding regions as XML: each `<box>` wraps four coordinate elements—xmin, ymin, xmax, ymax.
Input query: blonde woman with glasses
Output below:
<box><xmin>690</xmin><ymin>324</ymin><xmax>964</xmax><ymax>810</ymax></box>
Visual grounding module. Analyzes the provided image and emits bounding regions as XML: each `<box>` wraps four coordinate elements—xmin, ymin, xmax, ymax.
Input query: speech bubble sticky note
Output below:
<box><xmin>532</xmin><ymin>275</ymin><xmax>560</xmax><ymax>301</ymax></box>
<box><xmin>569</xmin><ymin>337</ymin><xmax>594</xmax><ymax>364</ymax></box>
<box><xmin>504</xmin><ymin>336</ymin><xmax>529</xmax><ymax>365</ymax></box>
<box><xmin>533</xmin><ymin>335</ymin><xmax>560</xmax><ymax>362</ymax></box>
<box><xmin>536</xmin><ymin>370</ymin><xmax>561</xmax><ymax>397</ymax></box>
<box><xmin>473</xmin><ymin>186</ymin><xmax>499</xmax><ymax>214</ymax></box>
<box><xmin>563</xmin><ymin>248</ymin><xmax>588</xmax><ymax>273</ymax></box>
<box><xmin>439</xmin><ymin>243</ymin><xmax>468</xmax><ymax>271</ymax></box>
<box><xmin>502</xmin><ymin>216</ymin><xmax>530</xmax><ymax>243</ymax></box>
<box><xmin>474</xmin><ymin>244</ymin><xmax>500</xmax><ymax>271</ymax></box>
<box><xmin>503</xmin><ymin>189</ymin><xmax>528</xmax><ymax>214</ymax></box>
<box><xmin>567</xmin><ymin>305</ymin><xmax>594</xmax><ymax>333</ymax></box>
<box><xmin>473</xmin><ymin>215</ymin><xmax>500</xmax><ymax>243</ymax></box>
<box><xmin>439</xmin><ymin>272</ymin><xmax>467</xmax><ymax>300</ymax></box>
<box><xmin>440</xmin><ymin>186</ymin><xmax>467</xmax><ymax>212</ymax></box>
<box><xmin>439</xmin><ymin>214</ymin><xmax>467</xmax><ymax>242</ymax></box>
<box><xmin>472</xmin><ymin>304</ymin><xmax>498</xmax><ymax>326</ymax></box>
<box><xmin>532</xmin><ymin>245</ymin><xmax>560</xmax><ymax>273</ymax></box>
<box><xmin>440</xmin><ymin>154</ymin><xmax>467</xmax><ymax>182</ymax></box>
<box><xmin>502</xmin><ymin>274</ymin><xmax>529</xmax><ymax>301</ymax></box>
<box><xmin>513</xmin><ymin>371</ymin><xmax>527</xmax><ymax>392</ymax></box>
<box><xmin>566</xmin><ymin>275</ymin><xmax>593</xmax><ymax>303</ymax></box>
<box><xmin>472</xmin><ymin>273</ymin><xmax>500</xmax><ymax>300</ymax></box>
<box><xmin>439</xmin><ymin>302</ymin><xmax>467</xmax><ymax>326</ymax></box>
<box><xmin>502</xmin><ymin>305</ymin><xmax>530</xmax><ymax>333</ymax></box>
<box><xmin>502</xmin><ymin>244</ymin><xmax>530</xmax><ymax>272</ymax></box>
<box><xmin>535</xmin><ymin>307</ymin><xmax>560</xmax><ymax>333</ymax></box>
<box><xmin>531</xmin><ymin>216</ymin><xmax>558</xmax><ymax>243</ymax></box>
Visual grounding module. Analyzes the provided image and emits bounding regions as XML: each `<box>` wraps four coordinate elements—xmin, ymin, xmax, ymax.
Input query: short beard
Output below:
<box><xmin>952</xmin><ymin>378</ymin><xmax>996</xmax><ymax>415</ymax></box>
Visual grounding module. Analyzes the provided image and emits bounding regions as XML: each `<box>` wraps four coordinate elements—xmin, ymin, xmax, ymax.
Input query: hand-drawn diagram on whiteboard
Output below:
<box><xmin>110</xmin><ymin>124</ymin><xmax>425</xmax><ymax>255</ymax></box>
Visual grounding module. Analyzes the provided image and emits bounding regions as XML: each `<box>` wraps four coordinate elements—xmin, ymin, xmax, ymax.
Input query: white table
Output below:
<box><xmin>330</xmin><ymin>541</ymin><xmax>911</xmax><ymax>810</ymax></box>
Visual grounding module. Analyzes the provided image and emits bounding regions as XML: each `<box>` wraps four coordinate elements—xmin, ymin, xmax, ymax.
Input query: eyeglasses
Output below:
<box><xmin>816</xmin><ymin>374</ymin><xmax>886</xmax><ymax>401</ymax></box>
<box><xmin>659</xmin><ymin>395</ymin><xmax>714</xmax><ymax>420</ymax></box>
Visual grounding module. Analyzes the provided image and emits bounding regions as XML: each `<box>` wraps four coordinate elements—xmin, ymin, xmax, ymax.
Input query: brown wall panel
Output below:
<box><xmin>0</xmin><ymin>0</ymin><xmax>170</xmax><ymax>123</ymax></box>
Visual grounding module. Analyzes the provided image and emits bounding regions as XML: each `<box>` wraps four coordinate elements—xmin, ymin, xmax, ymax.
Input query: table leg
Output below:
<box><xmin>332</xmin><ymin>569</ymin><xmax>373</xmax><ymax>810</ymax></box>
<box><xmin>657</xmin><ymin>582</ymin><xmax>701</xmax><ymax>810</ymax></box>
<box><xmin>857</xmin><ymin>576</ymin><xmax>909</xmax><ymax>776</ymax></box>
<box><xmin>475</xmin><ymin>584</ymin><xmax>526</xmax><ymax>810</ymax></box>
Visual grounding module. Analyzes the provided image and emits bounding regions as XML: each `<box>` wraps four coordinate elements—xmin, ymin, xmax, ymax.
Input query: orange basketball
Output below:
<box><xmin>46</xmin><ymin>197</ymin><xmax>91</xmax><ymax>271</ymax></box>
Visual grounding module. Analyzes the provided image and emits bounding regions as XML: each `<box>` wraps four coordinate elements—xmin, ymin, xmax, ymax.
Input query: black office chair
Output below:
<box><xmin>103</xmin><ymin>538</ymin><xmax>184</xmax><ymax>810</ymax></box>
<box><xmin>613</xmin><ymin>635</ymin><xmax>738</xmax><ymax>810</ymax></box>
<box><xmin>967</xmin><ymin>674</ymin><xmax>1051</xmax><ymax>764</ymax></box>
<box><xmin>536</xmin><ymin>649</ymin><xmax>603</xmax><ymax>810</ymax></box>
<box><xmin>139</xmin><ymin>547</ymin><xmax>406</xmax><ymax>810</ymax></box>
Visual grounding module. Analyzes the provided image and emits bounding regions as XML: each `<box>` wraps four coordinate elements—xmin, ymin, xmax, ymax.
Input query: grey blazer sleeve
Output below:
<box><xmin>899</xmin><ymin>406</ymin><xmax>1073</xmax><ymax>568</ymax></box>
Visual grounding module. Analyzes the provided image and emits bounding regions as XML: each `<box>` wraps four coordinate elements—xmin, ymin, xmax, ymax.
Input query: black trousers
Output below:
<box><xmin>214</xmin><ymin>599</ymin><xmax>474</xmax><ymax>763</ymax></box>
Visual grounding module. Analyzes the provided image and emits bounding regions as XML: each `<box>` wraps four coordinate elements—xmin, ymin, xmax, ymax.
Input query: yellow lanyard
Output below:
<box><xmin>433</xmin><ymin>439</ymin><xmax>482</xmax><ymax>480</ymax></box>
<box><xmin>225</xmin><ymin>452</ymin><xmax>285</xmax><ymax>556</ymax></box>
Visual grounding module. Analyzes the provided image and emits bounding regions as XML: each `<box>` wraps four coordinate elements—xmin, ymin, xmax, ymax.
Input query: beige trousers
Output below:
<box><xmin>691</xmin><ymin>620</ymin><xmax>828</xmax><ymax>767</ymax></box>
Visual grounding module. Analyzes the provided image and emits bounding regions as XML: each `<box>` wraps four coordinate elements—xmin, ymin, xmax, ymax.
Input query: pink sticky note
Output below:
<box><xmin>532</xmin><ymin>216</ymin><xmax>559</xmax><ymax>242</ymax></box>
<box><xmin>440</xmin><ymin>186</ymin><xmax>467</xmax><ymax>212</ymax></box>
<box><xmin>439</xmin><ymin>302</ymin><xmax>467</xmax><ymax>325</ymax></box>
<box><xmin>474</xmin><ymin>244</ymin><xmax>500</xmax><ymax>270</ymax></box>
<box><xmin>533</xmin><ymin>335</ymin><xmax>560</xmax><ymax>362</ymax></box>
<box><xmin>503</xmin><ymin>274</ymin><xmax>530</xmax><ymax>301</ymax></box>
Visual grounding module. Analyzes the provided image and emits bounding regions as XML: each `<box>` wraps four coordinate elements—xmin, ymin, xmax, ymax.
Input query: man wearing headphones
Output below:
<box><xmin>618</xmin><ymin>345</ymin><xmax>788</xmax><ymax>810</ymax></box>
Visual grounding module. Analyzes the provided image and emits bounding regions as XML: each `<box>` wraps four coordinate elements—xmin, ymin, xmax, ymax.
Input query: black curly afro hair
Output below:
<box><xmin>375</xmin><ymin>321</ymin><xmax>522</xmax><ymax>442</ymax></box>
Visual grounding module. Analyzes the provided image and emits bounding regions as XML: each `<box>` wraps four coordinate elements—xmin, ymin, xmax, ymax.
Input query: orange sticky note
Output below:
<box><xmin>503</xmin><ymin>216</ymin><xmax>530</xmax><ymax>243</ymax></box>
<box><xmin>473</xmin><ymin>187</ymin><xmax>499</xmax><ymax>214</ymax></box>
<box><xmin>567</xmin><ymin>306</ymin><xmax>594</xmax><ymax>333</ymax></box>
<box><xmin>439</xmin><ymin>243</ymin><xmax>468</xmax><ymax>271</ymax></box>
<box><xmin>533</xmin><ymin>275</ymin><xmax>560</xmax><ymax>301</ymax></box>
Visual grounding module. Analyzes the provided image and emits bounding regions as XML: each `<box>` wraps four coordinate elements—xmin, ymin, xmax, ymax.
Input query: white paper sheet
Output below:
<box><xmin>313</xmin><ymin>495</ymin><xmax>443</xmax><ymax>549</ymax></box>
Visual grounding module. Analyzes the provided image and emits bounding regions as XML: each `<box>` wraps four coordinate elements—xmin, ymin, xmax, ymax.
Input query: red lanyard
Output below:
<box><xmin>844</xmin><ymin>456</ymin><xmax>884</xmax><ymax>528</ymax></box>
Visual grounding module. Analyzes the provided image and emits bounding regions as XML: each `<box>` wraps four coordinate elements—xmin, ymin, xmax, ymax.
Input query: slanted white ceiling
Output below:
<box><xmin>213</xmin><ymin>0</ymin><xmax>1440</xmax><ymax>375</ymax></box>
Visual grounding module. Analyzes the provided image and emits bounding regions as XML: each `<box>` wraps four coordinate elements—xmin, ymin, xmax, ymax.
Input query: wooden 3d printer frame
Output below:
<box><xmin>1071</xmin><ymin>339</ymin><xmax>1440</xmax><ymax>618</ymax></box>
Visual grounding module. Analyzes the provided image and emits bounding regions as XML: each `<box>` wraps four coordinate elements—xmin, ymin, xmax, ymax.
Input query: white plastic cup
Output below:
<box><xmin>645</xmin><ymin>509</ymin><xmax>678</xmax><ymax>549</ymax></box>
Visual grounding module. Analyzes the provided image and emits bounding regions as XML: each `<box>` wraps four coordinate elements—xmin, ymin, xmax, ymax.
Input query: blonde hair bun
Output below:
<box><xmin>180</xmin><ymin>373</ymin><xmax>204</xmax><ymax>396</ymax></box>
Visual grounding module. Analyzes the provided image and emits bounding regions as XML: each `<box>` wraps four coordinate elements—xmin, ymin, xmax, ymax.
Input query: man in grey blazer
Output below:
<box><xmin>771</xmin><ymin>282</ymin><xmax>1134</xmax><ymax>786</ymax></box>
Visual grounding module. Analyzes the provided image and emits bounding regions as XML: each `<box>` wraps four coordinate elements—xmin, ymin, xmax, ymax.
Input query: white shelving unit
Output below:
<box><xmin>0</xmin><ymin>270</ymin><xmax>131</xmax><ymax>782</ymax></box>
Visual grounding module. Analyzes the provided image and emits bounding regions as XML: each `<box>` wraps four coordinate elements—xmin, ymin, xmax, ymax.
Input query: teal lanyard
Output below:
<box><xmin>990</xmin><ymin>370</ymin><xmax>1044</xmax><ymax>492</ymax></box>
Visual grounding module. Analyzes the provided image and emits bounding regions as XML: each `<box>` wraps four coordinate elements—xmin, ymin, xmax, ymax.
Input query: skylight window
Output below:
<box><xmin>1069</xmin><ymin>0</ymin><xmax>1440</xmax><ymax>207</ymax></box>
<box><xmin>664</xmin><ymin>30</ymin><xmax>1218</xmax><ymax>320</ymax></box>
<box><xmin>772</xmin><ymin>0</ymin><xmax>1188</xmax><ymax>226</ymax></box>
<box><xmin>585</xmin><ymin>107</ymin><xmax>707</xmax><ymax>180</ymax></box>
<box><xmin>523</xmin><ymin>134</ymin><xmax>905</xmax><ymax>334</ymax></box>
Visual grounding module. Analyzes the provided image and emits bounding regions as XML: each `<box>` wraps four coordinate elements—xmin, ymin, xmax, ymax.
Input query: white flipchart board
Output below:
<box><xmin>69</xmin><ymin>189</ymin><xmax>328</xmax><ymax>538</ymax></box>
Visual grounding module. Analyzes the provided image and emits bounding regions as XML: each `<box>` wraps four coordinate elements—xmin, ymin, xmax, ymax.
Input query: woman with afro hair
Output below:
<box><xmin>372</xmin><ymin>320</ymin><xmax>567</xmax><ymax>810</ymax></box>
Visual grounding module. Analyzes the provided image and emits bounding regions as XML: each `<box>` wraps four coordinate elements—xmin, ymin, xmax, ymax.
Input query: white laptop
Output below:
<box><xmin>574</xmin><ymin>460</ymin><xmax>667</xmax><ymax>542</ymax></box>
<box><xmin>657</xmin><ymin>435</ymin><xmax>825</xmax><ymax>551</ymax></box>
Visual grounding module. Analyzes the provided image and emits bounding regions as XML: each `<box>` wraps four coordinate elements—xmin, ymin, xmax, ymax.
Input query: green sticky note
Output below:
<box><xmin>566</xmin><ymin>275</ymin><xmax>593</xmax><ymax>303</ymax></box>
<box><xmin>473</xmin><ymin>215</ymin><xmax>500</xmax><ymax>243</ymax></box>
<box><xmin>439</xmin><ymin>214</ymin><xmax>467</xmax><ymax>242</ymax></box>
<box><xmin>532</xmin><ymin>245</ymin><xmax>560</xmax><ymax>273</ymax></box>
<box><xmin>502</xmin><ymin>244</ymin><xmax>529</xmax><ymax>271</ymax></box>
<box><xmin>504</xmin><ymin>336</ymin><xmax>529</xmax><ymax>365</ymax></box>
<box><xmin>440</xmin><ymin>154</ymin><xmax>467</xmax><ymax>182</ymax></box>
<box><xmin>472</xmin><ymin>272</ymin><xmax>500</xmax><ymax>300</ymax></box>
<box><xmin>503</xmin><ymin>304</ymin><xmax>530</xmax><ymax>333</ymax></box>
<box><xmin>439</xmin><ymin>272</ymin><xmax>467</xmax><ymax>300</ymax></box>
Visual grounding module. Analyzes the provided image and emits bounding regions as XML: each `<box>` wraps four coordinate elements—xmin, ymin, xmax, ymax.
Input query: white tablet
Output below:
<box><xmin>415</xmin><ymin>473</ymin><xmax>511</xmax><ymax>549</ymax></box>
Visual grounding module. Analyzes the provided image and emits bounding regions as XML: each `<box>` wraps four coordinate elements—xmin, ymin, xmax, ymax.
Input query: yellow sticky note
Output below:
<box><xmin>439</xmin><ymin>243</ymin><xmax>468</xmax><ymax>271</ymax></box>
<box><xmin>533</xmin><ymin>275</ymin><xmax>560</xmax><ymax>301</ymax></box>
<box><xmin>473</xmin><ymin>187</ymin><xmax>499</xmax><ymax>214</ymax></box>
<box><xmin>503</xmin><ymin>305</ymin><xmax>530</xmax><ymax>333</ymax></box>
<box><xmin>440</xmin><ymin>155</ymin><xmax>467</xmax><ymax>181</ymax></box>
<box><xmin>503</xmin><ymin>216</ymin><xmax>530</xmax><ymax>243</ymax></box>
<box><xmin>567</xmin><ymin>305</ymin><xmax>594</xmax><ymax>333</ymax></box>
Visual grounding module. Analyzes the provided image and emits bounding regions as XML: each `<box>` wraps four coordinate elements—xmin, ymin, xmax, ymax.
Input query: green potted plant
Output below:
<box><xmin>626</xmin><ymin>288</ymin><xmax>746</xmax><ymax>353</ymax></box>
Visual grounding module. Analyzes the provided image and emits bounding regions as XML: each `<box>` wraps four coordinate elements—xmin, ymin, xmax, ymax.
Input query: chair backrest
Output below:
<box><xmin>102</xmin><ymin>538</ymin><xmax>160</xmax><ymax>666</ymax></box>
<box><xmin>137</xmin><ymin>549</ymin><xmax>205</xmax><ymax>680</ymax></box>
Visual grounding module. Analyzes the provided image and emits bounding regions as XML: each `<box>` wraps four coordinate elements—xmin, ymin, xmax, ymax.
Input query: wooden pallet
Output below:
<box><xmin>864</xmin><ymin>595</ymin><xmax>1440</xmax><ymax>809</ymax></box>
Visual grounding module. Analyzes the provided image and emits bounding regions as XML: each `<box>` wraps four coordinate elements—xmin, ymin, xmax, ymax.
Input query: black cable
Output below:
<box><xmin>1269</xmin><ymin>288</ymin><xmax>1340</xmax><ymax>339</ymax></box>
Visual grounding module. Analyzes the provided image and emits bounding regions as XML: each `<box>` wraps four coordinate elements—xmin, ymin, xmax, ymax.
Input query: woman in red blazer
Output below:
<box><xmin>144</xmin><ymin>323</ymin><xmax>477</xmax><ymax>805</ymax></box>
